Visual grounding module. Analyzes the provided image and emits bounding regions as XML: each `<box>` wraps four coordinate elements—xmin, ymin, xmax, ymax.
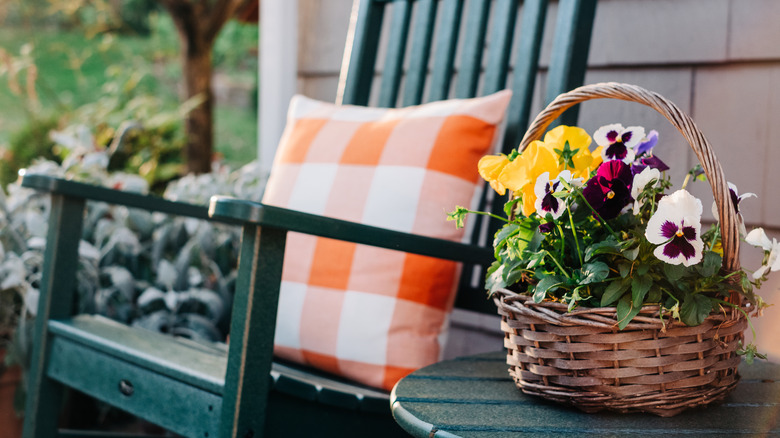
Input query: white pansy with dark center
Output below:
<box><xmin>745</xmin><ymin>228</ymin><xmax>780</xmax><ymax>279</ymax></box>
<box><xmin>645</xmin><ymin>189</ymin><xmax>704</xmax><ymax>266</ymax></box>
<box><xmin>594</xmin><ymin>123</ymin><xmax>645</xmax><ymax>164</ymax></box>
<box><xmin>711</xmin><ymin>182</ymin><xmax>756</xmax><ymax>236</ymax></box>
<box><xmin>631</xmin><ymin>167</ymin><xmax>661</xmax><ymax>214</ymax></box>
<box><xmin>534</xmin><ymin>170</ymin><xmax>577</xmax><ymax>219</ymax></box>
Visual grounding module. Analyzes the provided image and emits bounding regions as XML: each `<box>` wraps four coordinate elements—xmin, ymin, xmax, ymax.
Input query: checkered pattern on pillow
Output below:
<box><xmin>262</xmin><ymin>90</ymin><xmax>512</xmax><ymax>390</ymax></box>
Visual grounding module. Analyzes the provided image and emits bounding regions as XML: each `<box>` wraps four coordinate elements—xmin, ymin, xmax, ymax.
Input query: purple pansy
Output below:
<box><xmin>632</xmin><ymin>155</ymin><xmax>670</xmax><ymax>174</ymax></box>
<box><xmin>534</xmin><ymin>170</ymin><xmax>577</xmax><ymax>219</ymax></box>
<box><xmin>538</xmin><ymin>222</ymin><xmax>554</xmax><ymax>234</ymax></box>
<box><xmin>582</xmin><ymin>161</ymin><xmax>634</xmax><ymax>220</ymax></box>
<box><xmin>635</xmin><ymin>130</ymin><xmax>659</xmax><ymax>156</ymax></box>
<box><xmin>645</xmin><ymin>189</ymin><xmax>704</xmax><ymax>266</ymax></box>
<box><xmin>594</xmin><ymin>123</ymin><xmax>645</xmax><ymax>164</ymax></box>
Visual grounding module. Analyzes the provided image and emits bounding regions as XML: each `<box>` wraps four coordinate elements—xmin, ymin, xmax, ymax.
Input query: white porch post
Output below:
<box><xmin>259</xmin><ymin>0</ymin><xmax>298</xmax><ymax>174</ymax></box>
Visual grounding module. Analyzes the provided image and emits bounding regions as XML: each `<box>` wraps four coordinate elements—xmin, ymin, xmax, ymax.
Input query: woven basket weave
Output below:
<box><xmin>494</xmin><ymin>82</ymin><xmax>747</xmax><ymax>417</ymax></box>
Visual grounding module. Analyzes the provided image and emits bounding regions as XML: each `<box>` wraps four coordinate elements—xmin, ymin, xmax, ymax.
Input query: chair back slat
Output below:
<box><xmin>338</xmin><ymin>0</ymin><xmax>385</xmax><ymax>105</ymax></box>
<box><xmin>502</xmin><ymin>0</ymin><xmax>548</xmax><ymax>154</ymax></box>
<box><xmin>426</xmin><ymin>0</ymin><xmax>464</xmax><ymax>102</ymax></box>
<box><xmin>481</xmin><ymin>0</ymin><xmax>520</xmax><ymax>95</ymax></box>
<box><xmin>453</xmin><ymin>0</ymin><xmax>492</xmax><ymax>99</ymax></box>
<box><xmin>478</xmin><ymin>0</ymin><xmax>550</xmax><ymax>247</ymax></box>
<box><xmin>545</xmin><ymin>0</ymin><xmax>597</xmax><ymax>127</ymax></box>
<box><xmin>402</xmin><ymin>0</ymin><xmax>438</xmax><ymax>106</ymax></box>
<box><xmin>377</xmin><ymin>0</ymin><xmax>413</xmax><ymax>107</ymax></box>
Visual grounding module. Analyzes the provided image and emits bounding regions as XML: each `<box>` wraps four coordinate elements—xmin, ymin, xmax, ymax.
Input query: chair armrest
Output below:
<box><xmin>20</xmin><ymin>173</ymin><xmax>241</xmax><ymax>225</ymax></box>
<box><xmin>208</xmin><ymin>196</ymin><xmax>493</xmax><ymax>265</ymax></box>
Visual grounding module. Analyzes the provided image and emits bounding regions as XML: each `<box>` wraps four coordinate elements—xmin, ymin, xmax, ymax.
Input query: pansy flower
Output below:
<box><xmin>542</xmin><ymin>125</ymin><xmax>603</xmax><ymax>179</ymax></box>
<box><xmin>594</xmin><ymin>123</ymin><xmax>645</xmax><ymax>164</ymax></box>
<box><xmin>582</xmin><ymin>160</ymin><xmax>634</xmax><ymax>220</ymax></box>
<box><xmin>632</xmin><ymin>155</ymin><xmax>670</xmax><ymax>174</ymax></box>
<box><xmin>630</xmin><ymin>167</ymin><xmax>661</xmax><ymax>214</ymax></box>
<box><xmin>498</xmin><ymin>141</ymin><xmax>559</xmax><ymax>217</ymax></box>
<box><xmin>645</xmin><ymin>189</ymin><xmax>704</xmax><ymax>266</ymax></box>
<box><xmin>534</xmin><ymin>170</ymin><xmax>579</xmax><ymax>219</ymax></box>
<box><xmin>478</xmin><ymin>154</ymin><xmax>511</xmax><ymax>195</ymax></box>
<box><xmin>745</xmin><ymin>228</ymin><xmax>780</xmax><ymax>279</ymax></box>
<box><xmin>711</xmin><ymin>182</ymin><xmax>756</xmax><ymax>236</ymax></box>
<box><xmin>538</xmin><ymin>222</ymin><xmax>554</xmax><ymax>234</ymax></box>
<box><xmin>635</xmin><ymin>130</ymin><xmax>659</xmax><ymax>156</ymax></box>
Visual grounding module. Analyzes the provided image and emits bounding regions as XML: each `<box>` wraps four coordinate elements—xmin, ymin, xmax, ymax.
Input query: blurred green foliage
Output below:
<box><xmin>0</xmin><ymin>1</ymin><xmax>258</xmax><ymax>188</ymax></box>
<box><xmin>0</xmin><ymin>116</ymin><xmax>59</xmax><ymax>187</ymax></box>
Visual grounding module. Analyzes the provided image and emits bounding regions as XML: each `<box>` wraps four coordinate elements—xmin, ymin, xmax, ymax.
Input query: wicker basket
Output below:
<box><xmin>494</xmin><ymin>82</ymin><xmax>748</xmax><ymax>417</ymax></box>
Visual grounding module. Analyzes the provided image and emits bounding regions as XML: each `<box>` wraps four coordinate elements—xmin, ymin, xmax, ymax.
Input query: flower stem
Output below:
<box><xmin>709</xmin><ymin>224</ymin><xmax>721</xmax><ymax>252</ymax></box>
<box><xmin>458</xmin><ymin>208</ymin><xmax>509</xmax><ymax>224</ymax></box>
<box><xmin>543</xmin><ymin>250</ymin><xmax>571</xmax><ymax>279</ymax></box>
<box><xmin>555</xmin><ymin>222</ymin><xmax>566</xmax><ymax>260</ymax></box>
<box><xmin>681</xmin><ymin>173</ymin><xmax>692</xmax><ymax>191</ymax></box>
<box><xmin>566</xmin><ymin>204</ymin><xmax>583</xmax><ymax>266</ymax></box>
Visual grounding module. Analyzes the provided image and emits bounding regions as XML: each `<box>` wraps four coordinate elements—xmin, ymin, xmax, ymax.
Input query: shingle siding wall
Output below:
<box><xmin>294</xmin><ymin>0</ymin><xmax>780</xmax><ymax>359</ymax></box>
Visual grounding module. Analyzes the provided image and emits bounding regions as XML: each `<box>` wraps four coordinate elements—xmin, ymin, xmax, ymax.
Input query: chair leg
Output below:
<box><xmin>220</xmin><ymin>225</ymin><xmax>287</xmax><ymax>438</ymax></box>
<box><xmin>23</xmin><ymin>195</ymin><xmax>85</xmax><ymax>437</ymax></box>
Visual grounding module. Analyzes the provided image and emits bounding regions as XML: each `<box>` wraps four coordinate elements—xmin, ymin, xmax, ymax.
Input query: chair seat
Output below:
<box><xmin>46</xmin><ymin>315</ymin><xmax>390</xmax><ymax>435</ymax></box>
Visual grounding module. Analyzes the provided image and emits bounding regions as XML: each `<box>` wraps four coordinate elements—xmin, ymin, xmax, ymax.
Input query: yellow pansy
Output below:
<box><xmin>543</xmin><ymin>125</ymin><xmax>600</xmax><ymax>179</ymax></box>
<box><xmin>543</xmin><ymin>125</ymin><xmax>591</xmax><ymax>151</ymax></box>
<box><xmin>569</xmin><ymin>145</ymin><xmax>604</xmax><ymax>179</ymax></box>
<box><xmin>498</xmin><ymin>141</ymin><xmax>558</xmax><ymax>191</ymax></box>
<box><xmin>520</xmin><ymin>184</ymin><xmax>537</xmax><ymax>217</ymax></box>
<box><xmin>497</xmin><ymin>141</ymin><xmax>559</xmax><ymax>216</ymax></box>
<box><xmin>478</xmin><ymin>154</ymin><xmax>510</xmax><ymax>195</ymax></box>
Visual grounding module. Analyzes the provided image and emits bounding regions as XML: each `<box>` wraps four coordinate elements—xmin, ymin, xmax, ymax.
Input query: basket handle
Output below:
<box><xmin>519</xmin><ymin>82</ymin><xmax>740</xmax><ymax>272</ymax></box>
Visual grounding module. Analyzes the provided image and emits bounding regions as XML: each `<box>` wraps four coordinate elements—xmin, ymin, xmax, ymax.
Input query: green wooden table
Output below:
<box><xmin>390</xmin><ymin>351</ymin><xmax>780</xmax><ymax>437</ymax></box>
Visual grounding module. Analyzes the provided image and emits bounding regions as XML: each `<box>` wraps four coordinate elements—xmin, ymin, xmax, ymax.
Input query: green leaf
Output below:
<box><xmin>698</xmin><ymin>251</ymin><xmax>722</xmax><ymax>277</ymax></box>
<box><xmin>618</xmin><ymin>262</ymin><xmax>632</xmax><ymax>278</ymax></box>
<box><xmin>623</xmin><ymin>246</ymin><xmax>640</xmax><ymax>261</ymax></box>
<box><xmin>631</xmin><ymin>275</ymin><xmax>653</xmax><ymax>306</ymax></box>
<box><xmin>493</xmin><ymin>223</ymin><xmax>520</xmax><ymax>249</ymax></box>
<box><xmin>616</xmin><ymin>295</ymin><xmax>642</xmax><ymax>330</ymax></box>
<box><xmin>503</xmin><ymin>219</ymin><xmax>538</xmax><ymax>259</ymax></box>
<box><xmin>503</xmin><ymin>197</ymin><xmax>521</xmax><ymax>217</ymax></box>
<box><xmin>485</xmin><ymin>262</ymin><xmax>507</xmax><ymax>295</ymax></box>
<box><xmin>446</xmin><ymin>205</ymin><xmax>470</xmax><ymax>229</ymax></box>
<box><xmin>554</xmin><ymin>140</ymin><xmax>580</xmax><ymax>168</ymax></box>
<box><xmin>567</xmin><ymin>287</ymin><xmax>583</xmax><ymax>312</ymax></box>
<box><xmin>736</xmin><ymin>341</ymin><xmax>768</xmax><ymax>365</ymax></box>
<box><xmin>663</xmin><ymin>263</ymin><xmax>687</xmax><ymax>282</ymax></box>
<box><xmin>601</xmin><ymin>278</ymin><xmax>630</xmax><ymax>306</ymax></box>
<box><xmin>741</xmin><ymin>272</ymin><xmax>754</xmax><ymax>297</ymax></box>
<box><xmin>579</xmin><ymin>261</ymin><xmax>610</xmax><ymax>285</ymax></box>
<box><xmin>526</xmin><ymin>250</ymin><xmax>546</xmax><ymax>269</ymax></box>
<box><xmin>647</xmin><ymin>286</ymin><xmax>662</xmax><ymax>303</ymax></box>
<box><xmin>680</xmin><ymin>294</ymin><xmax>713</xmax><ymax>326</ymax></box>
<box><xmin>635</xmin><ymin>263</ymin><xmax>650</xmax><ymax>276</ymax></box>
<box><xmin>504</xmin><ymin>265</ymin><xmax>526</xmax><ymax>286</ymax></box>
<box><xmin>526</xmin><ymin>229</ymin><xmax>544</xmax><ymax>254</ymax></box>
<box><xmin>584</xmin><ymin>238</ymin><xmax>621</xmax><ymax>262</ymax></box>
<box><xmin>533</xmin><ymin>276</ymin><xmax>561</xmax><ymax>303</ymax></box>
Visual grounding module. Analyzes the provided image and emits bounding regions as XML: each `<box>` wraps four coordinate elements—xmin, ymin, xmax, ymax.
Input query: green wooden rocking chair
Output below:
<box><xmin>21</xmin><ymin>0</ymin><xmax>597</xmax><ymax>436</ymax></box>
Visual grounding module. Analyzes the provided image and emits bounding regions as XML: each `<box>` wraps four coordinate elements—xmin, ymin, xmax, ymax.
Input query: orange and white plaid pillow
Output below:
<box><xmin>262</xmin><ymin>91</ymin><xmax>512</xmax><ymax>390</ymax></box>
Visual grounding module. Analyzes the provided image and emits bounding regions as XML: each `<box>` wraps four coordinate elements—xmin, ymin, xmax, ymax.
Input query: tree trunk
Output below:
<box><xmin>160</xmin><ymin>0</ymin><xmax>254</xmax><ymax>174</ymax></box>
<box><xmin>183</xmin><ymin>48</ymin><xmax>214</xmax><ymax>174</ymax></box>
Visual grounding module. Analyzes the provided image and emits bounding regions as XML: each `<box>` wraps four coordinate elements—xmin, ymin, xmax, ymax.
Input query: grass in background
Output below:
<box><xmin>0</xmin><ymin>13</ymin><xmax>257</xmax><ymax>168</ymax></box>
